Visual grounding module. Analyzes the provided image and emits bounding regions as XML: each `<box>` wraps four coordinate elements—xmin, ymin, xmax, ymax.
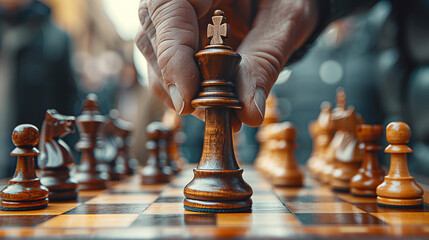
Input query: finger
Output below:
<box><xmin>147</xmin><ymin>0</ymin><xmax>213</xmax><ymax>115</ymax></box>
<box><xmin>235</xmin><ymin>0</ymin><xmax>316</xmax><ymax>126</ymax></box>
<box><xmin>147</xmin><ymin>63</ymin><xmax>174</xmax><ymax>110</ymax></box>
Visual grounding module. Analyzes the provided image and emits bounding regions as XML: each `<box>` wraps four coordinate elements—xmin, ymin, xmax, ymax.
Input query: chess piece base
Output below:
<box><xmin>141</xmin><ymin>175</ymin><xmax>170</xmax><ymax>185</ymax></box>
<box><xmin>1</xmin><ymin>198</ymin><xmax>48</xmax><ymax>211</ymax></box>
<box><xmin>271</xmin><ymin>175</ymin><xmax>303</xmax><ymax>187</ymax></box>
<box><xmin>377</xmin><ymin>196</ymin><xmax>423</xmax><ymax>208</ymax></box>
<box><xmin>184</xmin><ymin>198</ymin><xmax>252</xmax><ymax>213</ymax></box>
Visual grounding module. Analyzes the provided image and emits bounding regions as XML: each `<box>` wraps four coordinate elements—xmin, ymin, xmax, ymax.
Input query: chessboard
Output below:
<box><xmin>0</xmin><ymin>165</ymin><xmax>428</xmax><ymax>239</ymax></box>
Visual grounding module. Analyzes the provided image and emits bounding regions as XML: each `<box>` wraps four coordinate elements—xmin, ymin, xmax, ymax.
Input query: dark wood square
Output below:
<box><xmin>65</xmin><ymin>204</ymin><xmax>150</xmax><ymax>214</ymax></box>
<box><xmin>280</xmin><ymin>196</ymin><xmax>344</xmax><ymax>203</ymax></box>
<box><xmin>0</xmin><ymin>215</ymin><xmax>55</xmax><ymax>227</ymax></box>
<box><xmin>131</xmin><ymin>214</ymin><xmax>216</xmax><ymax>227</ymax></box>
<box><xmin>294</xmin><ymin>213</ymin><xmax>386</xmax><ymax>225</ymax></box>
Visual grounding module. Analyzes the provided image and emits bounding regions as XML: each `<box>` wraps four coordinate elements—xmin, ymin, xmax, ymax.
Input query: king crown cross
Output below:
<box><xmin>207</xmin><ymin>10</ymin><xmax>230</xmax><ymax>45</ymax></box>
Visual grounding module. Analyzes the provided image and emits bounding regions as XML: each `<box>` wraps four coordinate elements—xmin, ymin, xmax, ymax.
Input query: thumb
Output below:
<box><xmin>235</xmin><ymin>0</ymin><xmax>317</xmax><ymax>126</ymax></box>
<box><xmin>147</xmin><ymin>0</ymin><xmax>213</xmax><ymax>115</ymax></box>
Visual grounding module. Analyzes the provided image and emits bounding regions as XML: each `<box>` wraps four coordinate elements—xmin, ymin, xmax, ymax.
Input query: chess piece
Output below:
<box><xmin>320</xmin><ymin>89</ymin><xmax>348</xmax><ymax>183</ymax></box>
<box><xmin>330</xmin><ymin>106</ymin><xmax>363</xmax><ymax>191</ymax></box>
<box><xmin>254</xmin><ymin>94</ymin><xmax>280</xmax><ymax>173</ymax></box>
<box><xmin>270</xmin><ymin>122</ymin><xmax>303</xmax><ymax>187</ymax></box>
<box><xmin>306</xmin><ymin>101</ymin><xmax>333</xmax><ymax>178</ymax></box>
<box><xmin>162</xmin><ymin>108</ymin><xmax>186</xmax><ymax>172</ymax></box>
<box><xmin>38</xmin><ymin>109</ymin><xmax>78</xmax><ymax>201</ymax></box>
<box><xmin>350</xmin><ymin>124</ymin><xmax>385</xmax><ymax>197</ymax></box>
<box><xmin>377</xmin><ymin>122</ymin><xmax>423</xmax><ymax>207</ymax></box>
<box><xmin>114</xmin><ymin>116</ymin><xmax>136</xmax><ymax>176</ymax></box>
<box><xmin>141</xmin><ymin>122</ymin><xmax>171</xmax><ymax>184</ymax></box>
<box><xmin>164</xmin><ymin>129</ymin><xmax>180</xmax><ymax>175</ymax></box>
<box><xmin>184</xmin><ymin>10</ymin><xmax>252</xmax><ymax>213</ymax></box>
<box><xmin>74</xmin><ymin>94</ymin><xmax>108</xmax><ymax>190</ymax></box>
<box><xmin>1</xmin><ymin>124</ymin><xmax>49</xmax><ymax>210</ymax></box>
<box><xmin>95</xmin><ymin>110</ymin><xmax>122</xmax><ymax>181</ymax></box>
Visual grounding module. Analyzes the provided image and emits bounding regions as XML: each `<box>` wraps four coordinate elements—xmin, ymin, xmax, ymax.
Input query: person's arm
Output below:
<box><xmin>287</xmin><ymin>0</ymin><xmax>379</xmax><ymax>65</ymax></box>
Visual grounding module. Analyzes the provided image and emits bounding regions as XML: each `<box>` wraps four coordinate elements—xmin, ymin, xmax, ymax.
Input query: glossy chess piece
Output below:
<box><xmin>254</xmin><ymin>94</ymin><xmax>280</xmax><ymax>173</ymax></box>
<box><xmin>376</xmin><ymin>122</ymin><xmax>423</xmax><ymax>208</ymax></box>
<box><xmin>141</xmin><ymin>122</ymin><xmax>171</xmax><ymax>184</ymax></box>
<box><xmin>184</xmin><ymin>10</ymin><xmax>252</xmax><ymax>213</ymax></box>
<box><xmin>270</xmin><ymin>122</ymin><xmax>303</xmax><ymax>187</ymax></box>
<box><xmin>306</xmin><ymin>101</ymin><xmax>333</xmax><ymax>178</ymax></box>
<box><xmin>38</xmin><ymin>109</ymin><xmax>78</xmax><ymax>201</ymax></box>
<box><xmin>74</xmin><ymin>94</ymin><xmax>108</xmax><ymax>190</ymax></box>
<box><xmin>1</xmin><ymin>124</ymin><xmax>49</xmax><ymax>210</ymax></box>
<box><xmin>162</xmin><ymin>108</ymin><xmax>186</xmax><ymax>172</ymax></box>
<box><xmin>95</xmin><ymin>110</ymin><xmax>122</xmax><ymax>181</ymax></box>
<box><xmin>114</xmin><ymin>117</ymin><xmax>136</xmax><ymax>176</ymax></box>
<box><xmin>350</xmin><ymin>124</ymin><xmax>385</xmax><ymax>197</ymax></box>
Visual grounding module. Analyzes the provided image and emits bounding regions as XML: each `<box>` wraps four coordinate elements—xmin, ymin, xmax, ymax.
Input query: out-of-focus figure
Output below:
<box><xmin>0</xmin><ymin>0</ymin><xmax>77</xmax><ymax>177</ymax></box>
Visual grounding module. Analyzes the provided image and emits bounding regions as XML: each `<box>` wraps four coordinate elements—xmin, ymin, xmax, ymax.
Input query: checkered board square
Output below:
<box><xmin>0</xmin><ymin>165</ymin><xmax>428</xmax><ymax>239</ymax></box>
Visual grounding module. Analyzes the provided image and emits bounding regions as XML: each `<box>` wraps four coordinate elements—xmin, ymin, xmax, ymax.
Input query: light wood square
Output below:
<box><xmin>38</xmin><ymin>214</ymin><xmax>139</xmax><ymax>228</ymax></box>
<box><xmin>217</xmin><ymin>213</ymin><xmax>300</xmax><ymax>227</ymax></box>
<box><xmin>371</xmin><ymin>212</ymin><xmax>429</xmax><ymax>225</ymax></box>
<box><xmin>86</xmin><ymin>194</ymin><xmax>158</xmax><ymax>204</ymax></box>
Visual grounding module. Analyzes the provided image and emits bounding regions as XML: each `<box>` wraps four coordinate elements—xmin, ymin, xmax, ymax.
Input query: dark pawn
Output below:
<box><xmin>111</xmin><ymin>111</ymin><xmax>136</xmax><ymax>176</ymax></box>
<box><xmin>1</xmin><ymin>124</ymin><xmax>49</xmax><ymax>211</ymax></box>
<box><xmin>184</xmin><ymin>10</ymin><xmax>252</xmax><ymax>213</ymax></box>
<box><xmin>350</xmin><ymin>124</ymin><xmax>385</xmax><ymax>197</ymax></box>
<box><xmin>96</xmin><ymin>110</ymin><xmax>123</xmax><ymax>181</ymax></box>
<box><xmin>163</xmin><ymin>128</ymin><xmax>179</xmax><ymax>175</ymax></box>
<box><xmin>38</xmin><ymin>110</ymin><xmax>78</xmax><ymax>201</ymax></box>
<box><xmin>141</xmin><ymin>122</ymin><xmax>171</xmax><ymax>184</ymax></box>
<box><xmin>74</xmin><ymin>94</ymin><xmax>108</xmax><ymax>190</ymax></box>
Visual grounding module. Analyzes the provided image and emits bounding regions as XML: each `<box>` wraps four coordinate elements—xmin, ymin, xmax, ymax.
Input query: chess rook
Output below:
<box><xmin>377</xmin><ymin>122</ymin><xmax>423</xmax><ymax>208</ymax></box>
<box><xmin>38</xmin><ymin>110</ymin><xmax>78</xmax><ymax>201</ymax></box>
<box><xmin>1</xmin><ymin>124</ymin><xmax>49</xmax><ymax>211</ymax></box>
<box><xmin>74</xmin><ymin>94</ymin><xmax>108</xmax><ymax>190</ymax></box>
<box><xmin>184</xmin><ymin>10</ymin><xmax>252</xmax><ymax>213</ymax></box>
<box><xmin>350</xmin><ymin>124</ymin><xmax>385</xmax><ymax>197</ymax></box>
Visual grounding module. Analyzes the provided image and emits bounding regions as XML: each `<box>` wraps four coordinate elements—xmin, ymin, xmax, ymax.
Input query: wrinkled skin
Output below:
<box><xmin>136</xmin><ymin>0</ymin><xmax>317</xmax><ymax>131</ymax></box>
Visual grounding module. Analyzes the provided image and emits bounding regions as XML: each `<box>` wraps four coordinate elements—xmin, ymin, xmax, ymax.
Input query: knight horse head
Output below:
<box><xmin>38</xmin><ymin>109</ymin><xmax>76</xmax><ymax>168</ymax></box>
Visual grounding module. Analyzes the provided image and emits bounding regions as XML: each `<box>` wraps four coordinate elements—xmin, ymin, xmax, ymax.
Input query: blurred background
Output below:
<box><xmin>0</xmin><ymin>0</ymin><xmax>428</xmax><ymax>178</ymax></box>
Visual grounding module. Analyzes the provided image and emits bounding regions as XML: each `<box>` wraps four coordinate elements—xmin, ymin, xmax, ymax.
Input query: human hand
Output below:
<box><xmin>136</xmin><ymin>0</ymin><xmax>317</xmax><ymax>131</ymax></box>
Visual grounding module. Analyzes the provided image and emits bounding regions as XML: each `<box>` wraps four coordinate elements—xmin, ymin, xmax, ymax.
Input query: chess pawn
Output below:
<box><xmin>164</xmin><ymin>129</ymin><xmax>180</xmax><ymax>175</ymax></box>
<box><xmin>74</xmin><ymin>94</ymin><xmax>108</xmax><ymax>190</ymax></box>
<box><xmin>1</xmin><ymin>124</ymin><xmax>49</xmax><ymax>210</ymax></box>
<box><xmin>270</xmin><ymin>122</ymin><xmax>303</xmax><ymax>187</ymax></box>
<box><xmin>376</xmin><ymin>122</ymin><xmax>423</xmax><ymax>207</ymax></box>
<box><xmin>350</xmin><ymin>124</ymin><xmax>385</xmax><ymax>197</ymax></box>
<box><xmin>115</xmin><ymin>120</ymin><xmax>136</xmax><ymax>176</ymax></box>
<box><xmin>162</xmin><ymin>108</ymin><xmax>186</xmax><ymax>172</ymax></box>
<box><xmin>38</xmin><ymin>109</ymin><xmax>78</xmax><ymax>201</ymax></box>
<box><xmin>306</xmin><ymin>101</ymin><xmax>333</xmax><ymax>178</ymax></box>
<box><xmin>141</xmin><ymin>122</ymin><xmax>171</xmax><ymax>184</ymax></box>
<box><xmin>254</xmin><ymin>94</ymin><xmax>280</xmax><ymax>172</ymax></box>
<box><xmin>184</xmin><ymin>10</ymin><xmax>252</xmax><ymax>213</ymax></box>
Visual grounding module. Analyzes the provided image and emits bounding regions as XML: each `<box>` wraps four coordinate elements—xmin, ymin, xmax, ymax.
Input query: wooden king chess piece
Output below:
<box><xmin>270</xmin><ymin>122</ymin><xmax>303</xmax><ymax>187</ymax></box>
<box><xmin>183</xmin><ymin>10</ymin><xmax>253</xmax><ymax>213</ymax></box>
<box><xmin>141</xmin><ymin>122</ymin><xmax>171</xmax><ymax>184</ymax></box>
<box><xmin>376</xmin><ymin>122</ymin><xmax>423</xmax><ymax>208</ymax></box>
<box><xmin>1</xmin><ymin>124</ymin><xmax>49</xmax><ymax>210</ymax></box>
<box><xmin>350</xmin><ymin>124</ymin><xmax>385</xmax><ymax>197</ymax></box>
<box><xmin>74</xmin><ymin>94</ymin><xmax>108</xmax><ymax>190</ymax></box>
<box><xmin>38</xmin><ymin>109</ymin><xmax>78</xmax><ymax>201</ymax></box>
<box><xmin>306</xmin><ymin>101</ymin><xmax>333</xmax><ymax>178</ymax></box>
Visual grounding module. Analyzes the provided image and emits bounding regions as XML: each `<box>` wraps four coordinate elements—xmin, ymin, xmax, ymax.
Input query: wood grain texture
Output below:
<box><xmin>1</xmin><ymin>124</ymin><xmax>49</xmax><ymax>210</ymax></box>
<box><xmin>377</xmin><ymin>122</ymin><xmax>424</xmax><ymax>207</ymax></box>
<box><xmin>184</xmin><ymin>10</ymin><xmax>252</xmax><ymax>213</ymax></box>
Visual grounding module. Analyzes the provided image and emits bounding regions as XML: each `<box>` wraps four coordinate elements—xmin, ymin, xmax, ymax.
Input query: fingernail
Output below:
<box><xmin>169</xmin><ymin>84</ymin><xmax>184</xmax><ymax>114</ymax></box>
<box><xmin>254</xmin><ymin>87</ymin><xmax>266</xmax><ymax>121</ymax></box>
